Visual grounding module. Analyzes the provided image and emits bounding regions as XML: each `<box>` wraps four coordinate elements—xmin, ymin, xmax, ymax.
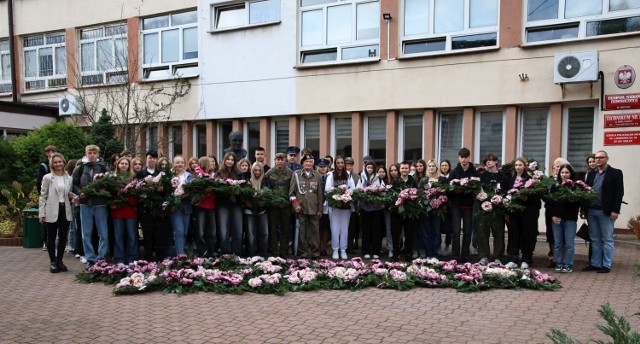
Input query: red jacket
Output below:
<box><xmin>196</xmin><ymin>193</ymin><xmax>216</xmax><ymax>210</ymax></box>
<box><xmin>111</xmin><ymin>197</ymin><xmax>138</xmax><ymax>219</ymax></box>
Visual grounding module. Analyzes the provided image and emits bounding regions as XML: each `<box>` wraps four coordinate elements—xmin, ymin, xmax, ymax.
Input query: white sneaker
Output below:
<box><xmin>520</xmin><ymin>262</ymin><xmax>529</xmax><ymax>269</ymax></box>
<box><xmin>441</xmin><ymin>245</ymin><xmax>450</xmax><ymax>256</ymax></box>
<box><xmin>372</xmin><ymin>255</ymin><xmax>379</xmax><ymax>259</ymax></box>
<box><xmin>42</xmin><ymin>243</ymin><xmax>47</xmax><ymax>251</ymax></box>
<box><xmin>75</xmin><ymin>254</ymin><xmax>80</xmax><ymax>258</ymax></box>
<box><xmin>332</xmin><ymin>251</ymin><xmax>339</xmax><ymax>260</ymax></box>
<box><xmin>340</xmin><ymin>251</ymin><xmax>348</xmax><ymax>260</ymax></box>
<box><xmin>412</xmin><ymin>251</ymin><xmax>419</xmax><ymax>259</ymax></box>
<box><xmin>506</xmin><ymin>261</ymin><xmax>518</xmax><ymax>269</ymax></box>
<box><xmin>388</xmin><ymin>251</ymin><xmax>393</xmax><ymax>258</ymax></box>
<box><xmin>363</xmin><ymin>254</ymin><xmax>371</xmax><ymax>259</ymax></box>
<box><xmin>80</xmin><ymin>256</ymin><xmax>87</xmax><ymax>264</ymax></box>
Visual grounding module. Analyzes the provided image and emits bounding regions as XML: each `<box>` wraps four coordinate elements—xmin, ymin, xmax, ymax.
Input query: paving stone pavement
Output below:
<box><xmin>1</xmin><ymin>239</ymin><xmax>639</xmax><ymax>344</ymax></box>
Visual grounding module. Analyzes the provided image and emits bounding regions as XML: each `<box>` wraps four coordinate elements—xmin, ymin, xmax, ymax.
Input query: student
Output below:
<box><xmin>477</xmin><ymin>153</ymin><xmax>508</xmax><ymax>265</ymax></box>
<box><xmin>390</xmin><ymin>161</ymin><xmax>418</xmax><ymax>262</ymax></box>
<box><xmin>448</xmin><ymin>148</ymin><xmax>478</xmax><ymax>262</ymax></box>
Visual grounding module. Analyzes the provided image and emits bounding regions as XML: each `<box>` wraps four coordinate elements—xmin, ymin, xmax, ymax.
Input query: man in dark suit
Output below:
<box><xmin>582</xmin><ymin>150</ymin><xmax>624</xmax><ymax>273</ymax></box>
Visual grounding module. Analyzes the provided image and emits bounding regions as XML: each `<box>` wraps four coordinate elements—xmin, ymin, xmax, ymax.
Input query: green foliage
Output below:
<box><xmin>9</xmin><ymin>121</ymin><xmax>89</xmax><ymax>188</ymax></box>
<box><xmin>89</xmin><ymin>109</ymin><xmax>123</xmax><ymax>160</ymax></box>
<box><xmin>0</xmin><ymin>181</ymin><xmax>36</xmax><ymax>237</ymax></box>
<box><xmin>0</xmin><ymin>139</ymin><xmax>16</xmax><ymax>191</ymax></box>
<box><xmin>547</xmin><ymin>303</ymin><xmax>640</xmax><ymax>344</ymax></box>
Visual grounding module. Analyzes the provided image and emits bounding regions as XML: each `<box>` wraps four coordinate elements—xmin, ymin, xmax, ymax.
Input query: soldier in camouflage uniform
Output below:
<box><xmin>290</xmin><ymin>154</ymin><xmax>324</xmax><ymax>258</ymax></box>
<box><xmin>265</xmin><ymin>153</ymin><xmax>293</xmax><ymax>257</ymax></box>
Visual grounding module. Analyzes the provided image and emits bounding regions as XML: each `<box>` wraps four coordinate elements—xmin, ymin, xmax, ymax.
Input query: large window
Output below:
<box><xmin>170</xmin><ymin>125</ymin><xmax>183</xmax><ymax>159</ymax></box>
<box><xmin>218</xmin><ymin>121</ymin><xmax>233</xmax><ymax>158</ymax></box>
<box><xmin>274</xmin><ymin>120</ymin><xmax>289</xmax><ymax>155</ymax></box>
<box><xmin>526</xmin><ymin>0</ymin><xmax>640</xmax><ymax>43</ymax></box>
<box><xmin>437</xmin><ymin>112</ymin><xmax>463</xmax><ymax>164</ymax></box>
<box><xmin>0</xmin><ymin>39</ymin><xmax>10</xmax><ymax>93</ymax></box>
<box><xmin>401</xmin><ymin>114</ymin><xmax>423</xmax><ymax>162</ymax></box>
<box><xmin>79</xmin><ymin>24</ymin><xmax>128</xmax><ymax>86</ymax></box>
<box><xmin>366</xmin><ymin>115</ymin><xmax>386</xmax><ymax>168</ymax></box>
<box><xmin>246</xmin><ymin>121</ymin><xmax>261</xmax><ymax>163</ymax></box>
<box><xmin>334</xmin><ymin>117</ymin><xmax>352</xmax><ymax>157</ymax></box>
<box><xmin>477</xmin><ymin>111</ymin><xmax>504</xmax><ymax>163</ymax></box>
<box><xmin>519</xmin><ymin>108</ymin><xmax>548</xmax><ymax>168</ymax></box>
<box><xmin>402</xmin><ymin>0</ymin><xmax>498</xmax><ymax>55</ymax></box>
<box><xmin>565</xmin><ymin>107</ymin><xmax>595</xmax><ymax>172</ymax></box>
<box><xmin>22</xmin><ymin>32</ymin><xmax>66</xmax><ymax>91</ymax></box>
<box><xmin>303</xmin><ymin>119</ymin><xmax>320</xmax><ymax>160</ymax></box>
<box><xmin>213</xmin><ymin>0</ymin><xmax>280</xmax><ymax>30</ymax></box>
<box><xmin>142</xmin><ymin>10</ymin><xmax>198</xmax><ymax>80</ymax></box>
<box><xmin>195</xmin><ymin>124</ymin><xmax>207</xmax><ymax>158</ymax></box>
<box><xmin>300</xmin><ymin>0</ymin><xmax>380</xmax><ymax>64</ymax></box>
<box><xmin>147</xmin><ymin>126</ymin><xmax>159</xmax><ymax>152</ymax></box>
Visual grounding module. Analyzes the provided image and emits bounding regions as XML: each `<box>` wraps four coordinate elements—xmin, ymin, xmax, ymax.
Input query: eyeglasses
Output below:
<box><xmin>594</xmin><ymin>156</ymin><xmax>607</xmax><ymax>159</ymax></box>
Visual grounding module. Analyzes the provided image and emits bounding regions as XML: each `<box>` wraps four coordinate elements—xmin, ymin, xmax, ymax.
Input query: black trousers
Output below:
<box><xmin>361</xmin><ymin>209</ymin><xmax>384</xmax><ymax>256</ymax></box>
<box><xmin>46</xmin><ymin>203</ymin><xmax>70</xmax><ymax>263</ymax></box>
<box><xmin>140</xmin><ymin>211</ymin><xmax>172</xmax><ymax>261</ymax></box>
<box><xmin>390</xmin><ymin>213</ymin><xmax>417</xmax><ymax>260</ymax></box>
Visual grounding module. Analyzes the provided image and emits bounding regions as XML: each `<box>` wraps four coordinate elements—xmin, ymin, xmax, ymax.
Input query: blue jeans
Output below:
<box><xmin>552</xmin><ymin>219</ymin><xmax>576</xmax><ymax>267</ymax></box>
<box><xmin>421</xmin><ymin>214</ymin><xmax>441</xmax><ymax>258</ymax></box>
<box><xmin>80</xmin><ymin>204</ymin><xmax>109</xmax><ymax>263</ymax></box>
<box><xmin>246</xmin><ymin>212</ymin><xmax>269</xmax><ymax>257</ymax></box>
<box><xmin>170</xmin><ymin>209</ymin><xmax>191</xmax><ymax>256</ymax></box>
<box><xmin>113</xmin><ymin>217</ymin><xmax>138</xmax><ymax>264</ymax></box>
<box><xmin>216</xmin><ymin>204</ymin><xmax>243</xmax><ymax>255</ymax></box>
<box><xmin>587</xmin><ymin>210</ymin><xmax>615</xmax><ymax>269</ymax></box>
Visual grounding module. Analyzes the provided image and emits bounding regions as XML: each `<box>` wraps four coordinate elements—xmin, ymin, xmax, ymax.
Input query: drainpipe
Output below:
<box><xmin>8</xmin><ymin>0</ymin><xmax>19</xmax><ymax>102</ymax></box>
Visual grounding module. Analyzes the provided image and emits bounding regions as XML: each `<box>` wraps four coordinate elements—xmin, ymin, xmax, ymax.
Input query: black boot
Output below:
<box><xmin>57</xmin><ymin>260</ymin><xmax>68</xmax><ymax>272</ymax></box>
<box><xmin>50</xmin><ymin>262</ymin><xmax>60</xmax><ymax>273</ymax></box>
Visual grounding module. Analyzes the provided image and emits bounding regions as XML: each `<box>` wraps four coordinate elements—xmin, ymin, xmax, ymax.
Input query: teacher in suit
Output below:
<box><xmin>39</xmin><ymin>153</ymin><xmax>75</xmax><ymax>273</ymax></box>
<box><xmin>582</xmin><ymin>150</ymin><xmax>624</xmax><ymax>273</ymax></box>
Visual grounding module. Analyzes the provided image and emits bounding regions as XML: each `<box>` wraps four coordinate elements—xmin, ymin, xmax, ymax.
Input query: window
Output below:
<box><xmin>437</xmin><ymin>112</ymin><xmax>463</xmax><ymax>164</ymax></box>
<box><xmin>300</xmin><ymin>0</ymin><xmax>380</xmax><ymax>64</ymax></box>
<box><xmin>366</xmin><ymin>116</ymin><xmax>386</xmax><ymax>168</ymax></box>
<box><xmin>401</xmin><ymin>114</ymin><xmax>423</xmax><ymax>162</ymax></box>
<box><xmin>565</xmin><ymin>107</ymin><xmax>595</xmax><ymax>172</ymax></box>
<box><xmin>0</xmin><ymin>39</ymin><xmax>11</xmax><ymax>93</ymax></box>
<box><xmin>402</xmin><ymin>0</ymin><xmax>498</xmax><ymax>55</ymax></box>
<box><xmin>213</xmin><ymin>0</ymin><xmax>280</xmax><ymax>30</ymax></box>
<box><xmin>519</xmin><ymin>108</ymin><xmax>548</xmax><ymax>168</ymax></box>
<box><xmin>526</xmin><ymin>0</ymin><xmax>640</xmax><ymax>43</ymax></box>
<box><xmin>477</xmin><ymin>111</ymin><xmax>503</xmax><ymax>163</ymax></box>
<box><xmin>170</xmin><ymin>125</ymin><xmax>183</xmax><ymax>159</ymax></box>
<box><xmin>246</xmin><ymin>121</ymin><xmax>261</xmax><ymax>163</ymax></box>
<box><xmin>22</xmin><ymin>32</ymin><xmax>66</xmax><ymax>91</ymax></box>
<box><xmin>142</xmin><ymin>10</ymin><xmax>198</xmax><ymax>80</ymax></box>
<box><xmin>303</xmin><ymin>119</ymin><xmax>320</xmax><ymax>160</ymax></box>
<box><xmin>147</xmin><ymin>126</ymin><xmax>159</xmax><ymax>152</ymax></box>
<box><xmin>195</xmin><ymin>124</ymin><xmax>207</xmax><ymax>158</ymax></box>
<box><xmin>274</xmin><ymin>120</ymin><xmax>289</xmax><ymax>155</ymax></box>
<box><xmin>218</xmin><ymin>121</ymin><xmax>233</xmax><ymax>158</ymax></box>
<box><xmin>334</xmin><ymin>117</ymin><xmax>352</xmax><ymax>157</ymax></box>
<box><xmin>79</xmin><ymin>24</ymin><xmax>128</xmax><ymax>86</ymax></box>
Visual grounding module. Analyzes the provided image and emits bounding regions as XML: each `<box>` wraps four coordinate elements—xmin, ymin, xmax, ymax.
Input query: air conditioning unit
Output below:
<box><xmin>58</xmin><ymin>95</ymin><xmax>81</xmax><ymax>115</ymax></box>
<box><xmin>554</xmin><ymin>50</ymin><xmax>599</xmax><ymax>84</ymax></box>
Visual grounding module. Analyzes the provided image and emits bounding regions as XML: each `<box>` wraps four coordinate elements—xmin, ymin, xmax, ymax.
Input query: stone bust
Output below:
<box><xmin>223</xmin><ymin>130</ymin><xmax>248</xmax><ymax>160</ymax></box>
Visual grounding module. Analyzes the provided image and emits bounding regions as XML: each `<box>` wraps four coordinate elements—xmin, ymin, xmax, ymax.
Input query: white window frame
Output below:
<box><xmin>518</xmin><ymin>107</ymin><xmax>550</xmax><ymax>172</ymax></box>
<box><xmin>212</xmin><ymin>0</ymin><xmax>281</xmax><ymax>31</ymax></box>
<box><xmin>271</xmin><ymin>119</ymin><xmax>290</xmax><ymax>158</ymax></box>
<box><xmin>244</xmin><ymin>120</ymin><xmax>262</xmax><ymax>158</ymax></box>
<box><xmin>301</xmin><ymin>117</ymin><xmax>320</xmax><ymax>152</ymax></box>
<box><xmin>141</xmin><ymin>10</ymin><xmax>199</xmax><ymax>81</ymax></box>
<box><xmin>400</xmin><ymin>0</ymin><xmax>500</xmax><ymax>57</ymax></box>
<box><xmin>299</xmin><ymin>0</ymin><xmax>381</xmax><ymax>65</ymax></box>
<box><xmin>78</xmin><ymin>23</ymin><xmax>128</xmax><ymax>86</ymax></box>
<box><xmin>193</xmin><ymin>123</ymin><xmax>207</xmax><ymax>158</ymax></box>
<box><xmin>330</xmin><ymin>115</ymin><xmax>353</xmax><ymax>158</ymax></box>
<box><xmin>169</xmin><ymin>124</ymin><xmax>183</xmax><ymax>160</ymax></box>
<box><xmin>22</xmin><ymin>32</ymin><xmax>67</xmax><ymax>92</ymax></box>
<box><xmin>436</xmin><ymin>111</ymin><xmax>464</xmax><ymax>163</ymax></box>
<box><xmin>524</xmin><ymin>0</ymin><xmax>640</xmax><ymax>44</ymax></box>
<box><xmin>561</xmin><ymin>103</ymin><xmax>598</xmax><ymax>171</ymax></box>
<box><xmin>398</xmin><ymin>112</ymin><xmax>424</xmax><ymax>162</ymax></box>
<box><xmin>0</xmin><ymin>39</ymin><xmax>11</xmax><ymax>93</ymax></box>
<box><xmin>474</xmin><ymin>109</ymin><xmax>505</xmax><ymax>162</ymax></box>
<box><xmin>363</xmin><ymin>113</ymin><xmax>387</xmax><ymax>166</ymax></box>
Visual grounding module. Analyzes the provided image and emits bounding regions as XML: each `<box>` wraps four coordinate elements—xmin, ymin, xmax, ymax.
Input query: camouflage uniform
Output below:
<box><xmin>265</xmin><ymin>167</ymin><xmax>293</xmax><ymax>257</ymax></box>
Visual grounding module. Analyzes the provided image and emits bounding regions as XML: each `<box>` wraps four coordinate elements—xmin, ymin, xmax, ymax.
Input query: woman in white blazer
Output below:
<box><xmin>39</xmin><ymin>153</ymin><xmax>75</xmax><ymax>273</ymax></box>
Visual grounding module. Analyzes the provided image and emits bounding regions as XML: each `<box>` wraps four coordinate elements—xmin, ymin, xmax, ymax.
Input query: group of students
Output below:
<box><xmin>37</xmin><ymin>143</ymin><xmax>623</xmax><ymax>274</ymax></box>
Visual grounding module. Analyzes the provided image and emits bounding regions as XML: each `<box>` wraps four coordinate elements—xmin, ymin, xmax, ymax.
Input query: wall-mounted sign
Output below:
<box><xmin>604</xmin><ymin>113</ymin><xmax>640</xmax><ymax>128</ymax></box>
<box><xmin>615</xmin><ymin>65</ymin><xmax>636</xmax><ymax>89</ymax></box>
<box><xmin>604</xmin><ymin>131</ymin><xmax>640</xmax><ymax>145</ymax></box>
<box><xmin>605</xmin><ymin>93</ymin><xmax>640</xmax><ymax>110</ymax></box>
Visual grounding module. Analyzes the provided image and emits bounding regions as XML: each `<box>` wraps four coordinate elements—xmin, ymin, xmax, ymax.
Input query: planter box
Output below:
<box><xmin>0</xmin><ymin>237</ymin><xmax>23</xmax><ymax>246</ymax></box>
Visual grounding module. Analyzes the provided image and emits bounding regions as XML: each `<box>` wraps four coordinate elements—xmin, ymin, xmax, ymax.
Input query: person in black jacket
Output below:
<box><xmin>582</xmin><ymin>150</ymin><xmax>624</xmax><ymax>273</ymax></box>
<box><xmin>448</xmin><ymin>148</ymin><xmax>478</xmax><ymax>262</ymax></box>
<box><xmin>390</xmin><ymin>161</ymin><xmax>418</xmax><ymax>262</ymax></box>
<box><xmin>548</xmin><ymin>164</ymin><xmax>581</xmax><ymax>273</ymax></box>
<box><xmin>477</xmin><ymin>153</ymin><xmax>509</xmax><ymax>265</ymax></box>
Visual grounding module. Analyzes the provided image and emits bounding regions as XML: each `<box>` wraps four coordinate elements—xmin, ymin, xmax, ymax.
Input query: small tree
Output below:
<box><xmin>90</xmin><ymin>109</ymin><xmax>124</xmax><ymax>160</ymax></box>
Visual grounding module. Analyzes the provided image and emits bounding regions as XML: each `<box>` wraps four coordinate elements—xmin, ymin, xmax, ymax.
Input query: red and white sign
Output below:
<box><xmin>604</xmin><ymin>113</ymin><xmax>640</xmax><ymax>128</ymax></box>
<box><xmin>615</xmin><ymin>65</ymin><xmax>635</xmax><ymax>89</ymax></box>
<box><xmin>605</xmin><ymin>93</ymin><xmax>640</xmax><ymax>110</ymax></box>
<box><xmin>604</xmin><ymin>131</ymin><xmax>640</xmax><ymax>145</ymax></box>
